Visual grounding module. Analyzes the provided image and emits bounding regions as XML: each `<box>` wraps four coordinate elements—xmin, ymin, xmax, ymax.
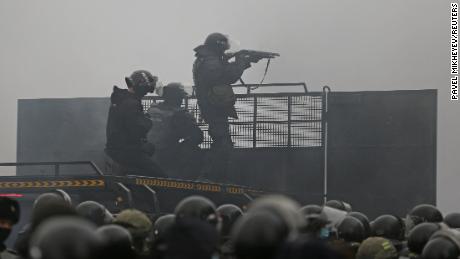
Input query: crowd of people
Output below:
<box><xmin>1</xmin><ymin>190</ymin><xmax>460</xmax><ymax>259</ymax></box>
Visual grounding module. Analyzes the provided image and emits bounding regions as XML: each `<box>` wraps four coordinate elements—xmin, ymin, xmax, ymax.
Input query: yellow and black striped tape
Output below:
<box><xmin>0</xmin><ymin>179</ymin><xmax>104</xmax><ymax>189</ymax></box>
<box><xmin>135</xmin><ymin>178</ymin><xmax>255</xmax><ymax>194</ymax></box>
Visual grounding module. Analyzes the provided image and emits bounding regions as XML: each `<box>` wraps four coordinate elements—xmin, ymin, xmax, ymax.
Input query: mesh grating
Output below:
<box><xmin>143</xmin><ymin>92</ymin><xmax>323</xmax><ymax>149</ymax></box>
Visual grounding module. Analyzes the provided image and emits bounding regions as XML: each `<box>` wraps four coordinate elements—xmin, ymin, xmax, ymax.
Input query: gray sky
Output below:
<box><xmin>0</xmin><ymin>0</ymin><xmax>458</xmax><ymax>212</ymax></box>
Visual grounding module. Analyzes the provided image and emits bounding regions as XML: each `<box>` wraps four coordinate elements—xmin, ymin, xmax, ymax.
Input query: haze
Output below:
<box><xmin>0</xmin><ymin>0</ymin><xmax>457</xmax><ymax>212</ymax></box>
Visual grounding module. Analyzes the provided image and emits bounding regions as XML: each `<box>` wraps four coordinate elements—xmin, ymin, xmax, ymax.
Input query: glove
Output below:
<box><xmin>235</xmin><ymin>54</ymin><xmax>252</xmax><ymax>68</ymax></box>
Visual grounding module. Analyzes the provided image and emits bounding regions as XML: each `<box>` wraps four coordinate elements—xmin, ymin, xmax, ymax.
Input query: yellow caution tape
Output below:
<box><xmin>0</xmin><ymin>179</ymin><xmax>104</xmax><ymax>188</ymax></box>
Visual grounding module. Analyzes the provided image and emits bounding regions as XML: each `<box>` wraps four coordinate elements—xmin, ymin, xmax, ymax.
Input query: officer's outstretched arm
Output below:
<box><xmin>223</xmin><ymin>56</ymin><xmax>252</xmax><ymax>85</ymax></box>
<box><xmin>173</xmin><ymin>112</ymin><xmax>204</xmax><ymax>146</ymax></box>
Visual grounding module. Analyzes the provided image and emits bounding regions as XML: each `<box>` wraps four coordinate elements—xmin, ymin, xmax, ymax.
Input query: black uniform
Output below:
<box><xmin>147</xmin><ymin>101</ymin><xmax>204</xmax><ymax>178</ymax></box>
<box><xmin>193</xmin><ymin>44</ymin><xmax>251</xmax><ymax>180</ymax></box>
<box><xmin>105</xmin><ymin>86</ymin><xmax>164</xmax><ymax>177</ymax></box>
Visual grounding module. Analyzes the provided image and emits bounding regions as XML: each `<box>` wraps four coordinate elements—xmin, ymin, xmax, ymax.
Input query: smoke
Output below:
<box><xmin>0</xmin><ymin>0</ymin><xmax>457</xmax><ymax>212</ymax></box>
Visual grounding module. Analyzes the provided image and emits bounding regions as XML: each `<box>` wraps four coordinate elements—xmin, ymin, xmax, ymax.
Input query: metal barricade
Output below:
<box><xmin>143</xmin><ymin>83</ymin><xmax>324</xmax><ymax>149</ymax></box>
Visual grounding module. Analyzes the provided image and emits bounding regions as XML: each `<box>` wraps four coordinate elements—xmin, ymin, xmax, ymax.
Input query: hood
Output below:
<box><xmin>110</xmin><ymin>86</ymin><xmax>134</xmax><ymax>105</ymax></box>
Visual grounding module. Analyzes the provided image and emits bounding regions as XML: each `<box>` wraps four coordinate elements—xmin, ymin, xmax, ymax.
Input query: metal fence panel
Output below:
<box><xmin>143</xmin><ymin>92</ymin><xmax>323</xmax><ymax>149</ymax></box>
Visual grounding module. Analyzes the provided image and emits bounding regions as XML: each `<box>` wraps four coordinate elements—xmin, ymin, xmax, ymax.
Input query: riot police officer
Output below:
<box><xmin>76</xmin><ymin>201</ymin><xmax>114</xmax><ymax>227</ymax></box>
<box><xmin>0</xmin><ymin>197</ymin><xmax>20</xmax><ymax>259</ymax></box>
<box><xmin>28</xmin><ymin>216</ymin><xmax>102</xmax><ymax>259</ymax></box>
<box><xmin>147</xmin><ymin>82</ymin><xmax>203</xmax><ymax>178</ymax></box>
<box><xmin>105</xmin><ymin>70</ymin><xmax>165</xmax><ymax>177</ymax></box>
<box><xmin>422</xmin><ymin>229</ymin><xmax>460</xmax><ymax>259</ymax></box>
<box><xmin>193</xmin><ymin>33</ymin><xmax>261</xmax><ymax>181</ymax></box>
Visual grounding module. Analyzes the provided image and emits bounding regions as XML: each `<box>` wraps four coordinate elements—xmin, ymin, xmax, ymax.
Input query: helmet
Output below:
<box><xmin>33</xmin><ymin>192</ymin><xmax>67</xmax><ymax>210</ymax></box>
<box><xmin>125</xmin><ymin>70</ymin><xmax>158</xmax><ymax>96</ymax></box>
<box><xmin>114</xmin><ymin>209</ymin><xmax>153</xmax><ymax>256</ymax></box>
<box><xmin>216</xmin><ymin>204</ymin><xmax>243</xmax><ymax>239</ymax></box>
<box><xmin>349</xmin><ymin>212</ymin><xmax>371</xmax><ymax>238</ymax></box>
<box><xmin>370</xmin><ymin>215</ymin><xmax>405</xmax><ymax>241</ymax></box>
<box><xmin>162</xmin><ymin>82</ymin><xmax>187</xmax><ymax>101</ymax></box>
<box><xmin>52</xmin><ymin>189</ymin><xmax>72</xmax><ymax>206</ymax></box>
<box><xmin>114</xmin><ymin>209</ymin><xmax>152</xmax><ymax>238</ymax></box>
<box><xmin>29</xmin><ymin>216</ymin><xmax>101</xmax><ymax>259</ymax></box>
<box><xmin>0</xmin><ymin>197</ymin><xmax>20</xmax><ymax>224</ymax></box>
<box><xmin>407</xmin><ymin>222</ymin><xmax>441</xmax><ymax>255</ymax></box>
<box><xmin>76</xmin><ymin>201</ymin><xmax>114</xmax><ymax>226</ymax></box>
<box><xmin>97</xmin><ymin>224</ymin><xmax>134</xmax><ymax>259</ymax></box>
<box><xmin>204</xmin><ymin>32</ymin><xmax>230</xmax><ymax>53</ymax></box>
<box><xmin>356</xmin><ymin>237</ymin><xmax>398</xmax><ymax>259</ymax></box>
<box><xmin>422</xmin><ymin>229</ymin><xmax>460</xmax><ymax>259</ymax></box>
<box><xmin>31</xmin><ymin>193</ymin><xmax>75</xmax><ymax>228</ymax></box>
<box><xmin>231</xmin><ymin>210</ymin><xmax>289</xmax><ymax>259</ymax></box>
<box><xmin>174</xmin><ymin>196</ymin><xmax>218</xmax><ymax>226</ymax></box>
<box><xmin>162</xmin><ymin>218</ymin><xmax>219</xmax><ymax>259</ymax></box>
<box><xmin>153</xmin><ymin>214</ymin><xmax>175</xmax><ymax>240</ymax></box>
<box><xmin>444</xmin><ymin>213</ymin><xmax>460</xmax><ymax>229</ymax></box>
<box><xmin>325</xmin><ymin>200</ymin><xmax>352</xmax><ymax>212</ymax></box>
<box><xmin>338</xmin><ymin>216</ymin><xmax>366</xmax><ymax>243</ymax></box>
<box><xmin>247</xmin><ymin>195</ymin><xmax>305</xmax><ymax>236</ymax></box>
<box><xmin>407</xmin><ymin>204</ymin><xmax>443</xmax><ymax>229</ymax></box>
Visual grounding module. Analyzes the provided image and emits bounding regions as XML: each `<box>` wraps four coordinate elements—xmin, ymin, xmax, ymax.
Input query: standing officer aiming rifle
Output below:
<box><xmin>192</xmin><ymin>32</ymin><xmax>279</xmax><ymax>182</ymax></box>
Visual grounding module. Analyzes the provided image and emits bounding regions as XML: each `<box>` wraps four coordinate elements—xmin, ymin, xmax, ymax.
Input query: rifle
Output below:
<box><xmin>226</xmin><ymin>49</ymin><xmax>280</xmax><ymax>88</ymax></box>
<box><xmin>225</xmin><ymin>49</ymin><xmax>280</xmax><ymax>61</ymax></box>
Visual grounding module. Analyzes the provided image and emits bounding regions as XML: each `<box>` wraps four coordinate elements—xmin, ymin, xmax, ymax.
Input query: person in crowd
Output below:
<box><xmin>422</xmin><ymin>228</ymin><xmax>460</xmax><ymax>259</ymax></box>
<box><xmin>370</xmin><ymin>214</ymin><xmax>406</xmax><ymax>252</ymax></box>
<box><xmin>76</xmin><ymin>201</ymin><xmax>114</xmax><ymax>227</ymax></box>
<box><xmin>96</xmin><ymin>224</ymin><xmax>136</xmax><ymax>259</ymax></box>
<box><xmin>28</xmin><ymin>216</ymin><xmax>102</xmax><ymax>259</ymax></box>
<box><xmin>150</xmin><ymin>214</ymin><xmax>176</xmax><ymax>259</ymax></box>
<box><xmin>114</xmin><ymin>208</ymin><xmax>153</xmax><ymax>258</ymax></box>
<box><xmin>15</xmin><ymin>192</ymin><xmax>75</xmax><ymax>258</ymax></box>
<box><xmin>216</xmin><ymin>204</ymin><xmax>243</xmax><ymax>259</ymax></box>
<box><xmin>0</xmin><ymin>197</ymin><xmax>20</xmax><ymax>259</ymax></box>
<box><xmin>405</xmin><ymin>222</ymin><xmax>443</xmax><ymax>259</ymax></box>
<box><xmin>356</xmin><ymin>237</ymin><xmax>398</xmax><ymax>259</ymax></box>
<box><xmin>174</xmin><ymin>196</ymin><xmax>219</xmax><ymax>227</ymax></box>
<box><xmin>5</xmin><ymin>191</ymin><xmax>460</xmax><ymax>259</ymax></box>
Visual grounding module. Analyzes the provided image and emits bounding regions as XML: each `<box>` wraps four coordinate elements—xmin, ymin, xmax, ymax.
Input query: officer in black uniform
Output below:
<box><xmin>105</xmin><ymin>70</ymin><xmax>165</xmax><ymax>177</ymax></box>
<box><xmin>0</xmin><ymin>197</ymin><xmax>20</xmax><ymax>259</ymax></box>
<box><xmin>193</xmin><ymin>32</ymin><xmax>261</xmax><ymax>181</ymax></box>
<box><xmin>147</xmin><ymin>82</ymin><xmax>203</xmax><ymax>178</ymax></box>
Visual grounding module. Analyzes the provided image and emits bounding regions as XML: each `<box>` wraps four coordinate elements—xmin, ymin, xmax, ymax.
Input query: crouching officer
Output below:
<box><xmin>105</xmin><ymin>70</ymin><xmax>166</xmax><ymax>177</ymax></box>
<box><xmin>147</xmin><ymin>83</ymin><xmax>204</xmax><ymax>179</ymax></box>
<box><xmin>0</xmin><ymin>197</ymin><xmax>20</xmax><ymax>259</ymax></box>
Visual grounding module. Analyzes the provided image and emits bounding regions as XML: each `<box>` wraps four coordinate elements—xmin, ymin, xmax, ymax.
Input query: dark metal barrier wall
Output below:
<box><xmin>325</xmin><ymin>90</ymin><xmax>437</xmax><ymax>218</ymax></box>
